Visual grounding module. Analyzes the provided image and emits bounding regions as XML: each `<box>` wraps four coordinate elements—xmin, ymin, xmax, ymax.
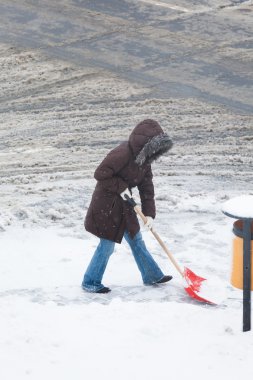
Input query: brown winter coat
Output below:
<box><xmin>84</xmin><ymin>119</ymin><xmax>173</xmax><ymax>243</ymax></box>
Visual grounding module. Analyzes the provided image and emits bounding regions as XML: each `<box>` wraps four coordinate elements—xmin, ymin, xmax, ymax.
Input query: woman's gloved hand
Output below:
<box><xmin>120</xmin><ymin>188</ymin><xmax>132</xmax><ymax>201</ymax></box>
<box><xmin>144</xmin><ymin>216</ymin><xmax>154</xmax><ymax>230</ymax></box>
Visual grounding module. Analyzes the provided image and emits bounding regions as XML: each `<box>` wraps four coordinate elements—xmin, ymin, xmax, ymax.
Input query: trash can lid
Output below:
<box><xmin>233</xmin><ymin>220</ymin><xmax>253</xmax><ymax>239</ymax></box>
<box><xmin>222</xmin><ymin>195</ymin><xmax>253</xmax><ymax>219</ymax></box>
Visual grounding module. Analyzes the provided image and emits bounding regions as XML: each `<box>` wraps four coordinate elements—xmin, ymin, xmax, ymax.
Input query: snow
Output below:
<box><xmin>0</xmin><ymin>225</ymin><xmax>252</xmax><ymax>380</ymax></box>
<box><xmin>196</xmin><ymin>277</ymin><xmax>228</xmax><ymax>305</ymax></box>
<box><xmin>1</xmin><ymin>14</ymin><xmax>253</xmax><ymax>380</ymax></box>
<box><xmin>0</xmin><ymin>217</ymin><xmax>252</xmax><ymax>380</ymax></box>
<box><xmin>0</xmin><ymin>294</ymin><xmax>248</xmax><ymax>380</ymax></box>
<box><xmin>222</xmin><ymin>195</ymin><xmax>253</xmax><ymax>219</ymax></box>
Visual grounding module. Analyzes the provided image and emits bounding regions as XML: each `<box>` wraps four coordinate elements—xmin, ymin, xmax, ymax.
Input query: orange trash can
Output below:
<box><xmin>231</xmin><ymin>220</ymin><xmax>253</xmax><ymax>290</ymax></box>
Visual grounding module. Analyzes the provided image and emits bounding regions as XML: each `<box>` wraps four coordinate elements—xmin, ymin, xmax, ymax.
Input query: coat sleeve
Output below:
<box><xmin>94</xmin><ymin>145</ymin><xmax>129</xmax><ymax>194</ymax></box>
<box><xmin>137</xmin><ymin>166</ymin><xmax>156</xmax><ymax>218</ymax></box>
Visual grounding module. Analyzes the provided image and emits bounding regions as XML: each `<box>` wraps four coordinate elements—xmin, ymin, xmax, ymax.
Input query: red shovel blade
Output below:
<box><xmin>184</xmin><ymin>267</ymin><xmax>206</xmax><ymax>291</ymax></box>
<box><xmin>183</xmin><ymin>267</ymin><xmax>216</xmax><ymax>305</ymax></box>
<box><xmin>184</xmin><ymin>283</ymin><xmax>216</xmax><ymax>304</ymax></box>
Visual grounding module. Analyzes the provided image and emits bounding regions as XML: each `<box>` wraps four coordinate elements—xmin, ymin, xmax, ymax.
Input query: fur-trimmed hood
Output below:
<box><xmin>129</xmin><ymin>119</ymin><xmax>173</xmax><ymax>166</ymax></box>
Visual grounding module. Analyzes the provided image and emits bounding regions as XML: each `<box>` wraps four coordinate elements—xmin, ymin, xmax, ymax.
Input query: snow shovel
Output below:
<box><xmin>125</xmin><ymin>195</ymin><xmax>215</xmax><ymax>304</ymax></box>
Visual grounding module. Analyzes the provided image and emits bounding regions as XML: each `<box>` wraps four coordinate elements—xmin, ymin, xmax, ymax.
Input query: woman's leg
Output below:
<box><xmin>124</xmin><ymin>230</ymin><xmax>164</xmax><ymax>285</ymax></box>
<box><xmin>82</xmin><ymin>238</ymin><xmax>115</xmax><ymax>292</ymax></box>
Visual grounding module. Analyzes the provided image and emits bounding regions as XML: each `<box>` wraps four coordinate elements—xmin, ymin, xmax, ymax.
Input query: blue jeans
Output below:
<box><xmin>82</xmin><ymin>230</ymin><xmax>164</xmax><ymax>292</ymax></box>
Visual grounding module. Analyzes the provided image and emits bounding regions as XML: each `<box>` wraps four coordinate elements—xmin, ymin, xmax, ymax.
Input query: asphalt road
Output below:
<box><xmin>0</xmin><ymin>0</ymin><xmax>252</xmax><ymax>113</ymax></box>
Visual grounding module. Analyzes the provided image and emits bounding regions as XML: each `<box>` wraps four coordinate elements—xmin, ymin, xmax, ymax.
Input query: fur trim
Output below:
<box><xmin>135</xmin><ymin>133</ymin><xmax>173</xmax><ymax>166</ymax></box>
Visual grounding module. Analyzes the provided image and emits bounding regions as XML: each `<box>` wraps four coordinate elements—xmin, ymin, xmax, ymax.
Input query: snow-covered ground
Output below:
<box><xmin>0</xmin><ymin>224</ymin><xmax>251</xmax><ymax>380</ymax></box>
<box><xmin>0</xmin><ymin>13</ymin><xmax>253</xmax><ymax>380</ymax></box>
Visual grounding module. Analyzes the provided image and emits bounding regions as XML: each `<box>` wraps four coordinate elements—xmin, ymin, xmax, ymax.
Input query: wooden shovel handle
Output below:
<box><xmin>133</xmin><ymin>204</ymin><xmax>184</xmax><ymax>277</ymax></box>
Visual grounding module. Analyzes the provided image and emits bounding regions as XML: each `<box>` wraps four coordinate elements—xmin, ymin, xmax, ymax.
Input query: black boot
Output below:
<box><xmin>96</xmin><ymin>287</ymin><xmax>111</xmax><ymax>294</ymax></box>
<box><xmin>156</xmin><ymin>275</ymin><xmax>173</xmax><ymax>284</ymax></box>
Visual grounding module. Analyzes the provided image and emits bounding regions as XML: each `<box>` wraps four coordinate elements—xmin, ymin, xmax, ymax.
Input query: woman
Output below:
<box><xmin>82</xmin><ymin>119</ymin><xmax>173</xmax><ymax>293</ymax></box>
